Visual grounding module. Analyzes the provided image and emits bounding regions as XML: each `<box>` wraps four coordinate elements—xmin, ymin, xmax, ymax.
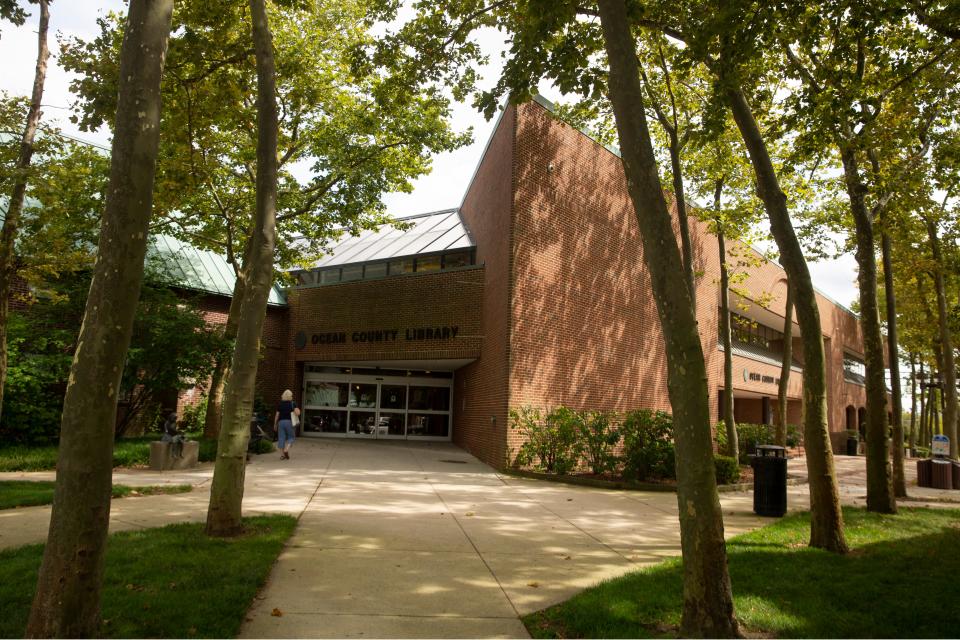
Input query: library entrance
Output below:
<box><xmin>301</xmin><ymin>364</ymin><xmax>455</xmax><ymax>441</ymax></box>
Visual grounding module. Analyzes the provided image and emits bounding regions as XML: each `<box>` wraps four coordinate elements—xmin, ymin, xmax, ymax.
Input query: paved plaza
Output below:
<box><xmin>1</xmin><ymin>440</ymin><xmax>954</xmax><ymax>638</ymax></box>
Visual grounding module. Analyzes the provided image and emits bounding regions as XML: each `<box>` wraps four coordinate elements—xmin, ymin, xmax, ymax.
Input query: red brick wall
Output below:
<box><xmin>454</xmin><ymin>106</ymin><xmax>517</xmax><ymax>467</ymax></box>
<box><xmin>506</xmin><ymin>100</ymin><xmax>868</xmax><ymax>456</ymax></box>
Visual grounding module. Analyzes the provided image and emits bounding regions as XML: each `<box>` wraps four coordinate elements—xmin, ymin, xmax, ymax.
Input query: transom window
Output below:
<box><xmin>295</xmin><ymin>249</ymin><xmax>475</xmax><ymax>286</ymax></box>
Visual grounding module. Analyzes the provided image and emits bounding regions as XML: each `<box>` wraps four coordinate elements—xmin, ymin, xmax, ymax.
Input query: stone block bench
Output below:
<box><xmin>149</xmin><ymin>440</ymin><xmax>199</xmax><ymax>471</ymax></box>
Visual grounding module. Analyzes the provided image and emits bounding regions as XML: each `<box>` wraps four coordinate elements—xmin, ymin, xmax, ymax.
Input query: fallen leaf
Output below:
<box><xmin>271</xmin><ymin>608</ymin><xmax>283</xmax><ymax>617</ymax></box>
<box><xmin>527</xmin><ymin>581</ymin><xmax>540</xmax><ymax>588</ymax></box>
<box><xmin>465</xmin><ymin>511</ymin><xmax>475</xmax><ymax>517</ymax></box>
<box><xmin>563</xmin><ymin>555</ymin><xmax>572</xmax><ymax>561</ymax></box>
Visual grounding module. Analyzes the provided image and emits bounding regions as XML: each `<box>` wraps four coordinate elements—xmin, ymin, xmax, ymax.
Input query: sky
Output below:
<box><xmin>0</xmin><ymin>2</ymin><xmax>861</xmax><ymax>310</ymax></box>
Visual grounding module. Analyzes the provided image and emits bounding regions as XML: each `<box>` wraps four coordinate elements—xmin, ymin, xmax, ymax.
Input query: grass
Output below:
<box><xmin>0</xmin><ymin>480</ymin><xmax>193</xmax><ymax>510</ymax></box>
<box><xmin>524</xmin><ymin>507</ymin><xmax>960</xmax><ymax>638</ymax></box>
<box><xmin>0</xmin><ymin>515</ymin><xmax>297</xmax><ymax>638</ymax></box>
<box><xmin>0</xmin><ymin>436</ymin><xmax>224</xmax><ymax>472</ymax></box>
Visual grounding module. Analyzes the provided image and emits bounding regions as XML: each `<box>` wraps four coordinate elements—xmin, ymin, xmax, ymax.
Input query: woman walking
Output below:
<box><xmin>275</xmin><ymin>389</ymin><xmax>300</xmax><ymax>460</ymax></box>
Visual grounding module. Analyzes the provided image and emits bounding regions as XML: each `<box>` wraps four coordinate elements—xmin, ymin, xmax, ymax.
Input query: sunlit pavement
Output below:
<box><xmin>2</xmin><ymin>441</ymin><xmax>956</xmax><ymax>638</ymax></box>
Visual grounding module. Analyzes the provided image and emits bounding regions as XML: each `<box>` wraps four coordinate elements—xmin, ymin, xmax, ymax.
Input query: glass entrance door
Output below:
<box><xmin>301</xmin><ymin>369</ymin><xmax>452</xmax><ymax>440</ymax></box>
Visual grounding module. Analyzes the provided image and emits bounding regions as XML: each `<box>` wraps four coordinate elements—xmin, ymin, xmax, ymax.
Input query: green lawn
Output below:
<box><xmin>0</xmin><ymin>437</ymin><xmax>228</xmax><ymax>472</ymax></box>
<box><xmin>525</xmin><ymin>507</ymin><xmax>960</xmax><ymax>638</ymax></box>
<box><xmin>0</xmin><ymin>515</ymin><xmax>296</xmax><ymax>638</ymax></box>
<box><xmin>0</xmin><ymin>480</ymin><xmax>193</xmax><ymax>510</ymax></box>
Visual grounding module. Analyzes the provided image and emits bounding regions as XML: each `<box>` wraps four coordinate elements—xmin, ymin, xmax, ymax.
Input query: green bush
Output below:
<box><xmin>249</xmin><ymin>438</ymin><xmax>275</xmax><ymax>455</ymax></box>
<box><xmin>736</xmin><ymin>423</ymin><xmax>775</xmax><ymax>464</ymax></box>
<box><xmin>785</xmin><ymin>423</ymin><xmax>803</xmax><ymax>448</ymax></box>
<box><xmin>620</xmin><ymin>410</ymin><xmax>675</xmax><ymax>481</ymax></box>
<box><xmin>511</xmin><ymin>406</ymin><xmax>582</xmax><ymax>474</ymax></box>
<box><xmin>578</xmin><ymin>410</ymin><xmax>620</xmax><ymax>475</ymax></box>
<box><xmin>180</xmin><ymin>395</ymin><xmax>208</xmax><ymax>435</ymax></box>
<box><xmin>714</xmin><ymin>455</ymin><xmax>741</xmax><ymax>485</ymax></box>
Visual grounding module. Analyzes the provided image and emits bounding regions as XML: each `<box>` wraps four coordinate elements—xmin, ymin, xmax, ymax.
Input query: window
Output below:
<box><xmin>415</xmin><ymin>255</ymin><xmax>441</xmax><ymax>272</ymax></box>
<box><xmin>388</xmin><ymin>259</ymin><xmax>414</xmax><ymax>275</ymax></box>
<box><xmin>843</xmin><ymin>354</ymin><xmax>866</xmax><ymax>385</ymax></box>
<box><xmin>320</xmin><ymin>268</ymin><xmax>341</xmax><ymax>284</ymax></box>
<box><xmin>364</xmin><ymin>262</ymin><xmax>387</xmax><ymax>279</ymax></box>
<box><xmin>443</xmin><ymin>251</ymin><xmax>472</xmax><ymax>269</ymax></box>
<box><xmin>341</xmin><ymin>264</ymin><xmax>363</xmax><ymax>281</ymax></box>
<box><xmin>730</xmin><ymin>314</ymin><xmax>781</xmax><ymax>351</ymax></box>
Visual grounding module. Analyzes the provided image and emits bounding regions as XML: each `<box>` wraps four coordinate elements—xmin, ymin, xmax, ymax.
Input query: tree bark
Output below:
<box><xmin>0</xmin><ymin>0</ymin><xmax>49</xmax><ymax>421</ymax></box>
<box><xmin>669</xmin><ymin>135</ymin><xmax>696</xmax><ymax>308</ymax></box>
<box><xmin>724</xmin><ymin>82</ymin><xmax>848</xmax><ymax>553</ymax></box>
<box><xmin>837</xmin><ymin>146</ymin><xmax>896</xmax><ymax>514</ymax></box>
<box><xmin>25</xmin><ymin>1</ymin><xmax>173</xmax><ymax>636</ymax></box>
<box><xmin>202</xmin><ymin>271</ymin><xmax>245</xmax><ymax>439</ymax></box>
<box><xmin>205</xmin><ymin>0</ymin><xmax>278</xmax><ymax>537</ymax></box>
<box><xmin>777</xmin><ymin>280</ymin><xmax>794</xmax><ymax>448</ymax></box>
<box><xmin>925</xmin><ymin>217</ymin><xmax>958</xmax><ymax>459</ymax></box>
<box><xmin>880</xmin><ymin>231</ymin><xmax>906</xmax><ymax>495</ymax></box>
<box><xmin>908</xmin><ymin>354</ymin><xmax>916</xmax><ymax>455</ymax></box>
<box><xmin>715</xmin><ymin>184</ymin><xmax>737</xmax><ymax>462</ymax></box>
<box><xmin>597</xmin><ymin>2</ymin><xmax>739</xmax><ymax>636</ymax></box>
<box><xmin>919</xmin><ymin>360</ymin><xmax>928</xmax><ymax>449</ymax></box>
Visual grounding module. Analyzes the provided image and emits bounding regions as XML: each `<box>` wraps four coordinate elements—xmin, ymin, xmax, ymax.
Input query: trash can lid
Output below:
<box><xmin>756</xmin><ymin>444</ymin><xmax>787</xmax><ymax>458</ymax></box>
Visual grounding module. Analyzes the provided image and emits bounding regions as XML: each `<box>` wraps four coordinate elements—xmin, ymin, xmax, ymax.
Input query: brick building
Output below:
<box><xmin>252</xmin><ymin>98</ymin><xmax>870</xmax><ymax>468</ymax></box>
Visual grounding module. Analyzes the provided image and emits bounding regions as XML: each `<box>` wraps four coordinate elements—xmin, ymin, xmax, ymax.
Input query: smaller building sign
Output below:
<box><xmin>932</xmin><ymin>434</ymin><xmax>950</xmax><ymax>457</ymax></box>
<box><xmin>742</xmin><ymin>368</ymin><xmax>779</xmax><ymax>386</ymax></box>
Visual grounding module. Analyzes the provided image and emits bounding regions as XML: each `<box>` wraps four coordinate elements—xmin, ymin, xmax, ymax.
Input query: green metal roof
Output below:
<box><xmin>147</xmin><ymin>234</ymin><xmax>286</xmax><ymax>306</ymax></box>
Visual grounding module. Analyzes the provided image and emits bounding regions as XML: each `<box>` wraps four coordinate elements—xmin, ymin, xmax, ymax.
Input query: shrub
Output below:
<box><xmin>785</xmin><ymin>423</ymin><xmax>803</xmax><ymax>448</ymax></box>
<box><xmin>511</xmin><ymin>406</ymin><xmax>582</xmax><ymax>474</ymax></box>
<box><xmin>736</xmin><ymin>423</ymin><xmax>775</xmax><ymax>464</ymax></box>
<box><xmin>181</xmin><ymin>394</ymin><xmax>208</xmax><ymax>435</ymax></box>
<box><xmin>249</xmin><ymin>438</ymin><xmax>276</xmax><ymax>455</ymax></box>
<box><xmin>620</xmin><ymin>410</ymin><xmax>675</xmax><ymax>481</ymax></box>
<box><xmin>714</xmin><ymin>455</ymin><xmax>741</xmax><ymax>485</ymax></box>
<box><xmin>578</xmin><ymin>410</ymin><xmax>620</xmax><ymax>475</ymax></box>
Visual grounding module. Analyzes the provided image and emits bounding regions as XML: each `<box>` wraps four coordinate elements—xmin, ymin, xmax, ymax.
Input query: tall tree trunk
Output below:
<box><xmin>880</xmin><ymin>231</ymin><xmax>906</xmax><ymax>495</ymax></box>
<box><xmin>926</xmin><ymin>218</ymin><xmax>958</xmax><ymax>458</ymax></box>
<box><xmin>724</xmin><ymin>82</ymin><xmax>848</xmax><ymax>554</ymax></box>
<box><xmin>669</xmin><ymin>135</ymin><xmax>696</xmax><ymax>308</ymax></box>
<box><xmin>777</xmin><ymin>280</ymin><xmax>794</xmax><ymax>448</ymax></box>
<box><xmin>908</xmin><ymin>354</ymin><xmax>916</xmax><ymax>455</ymax></box>
<box><xmin>205</xmin><ymin>0</ymin><xmax>278</xmax><ymax>537</ymax></box>
<box><xmin>715</xmin><ymin>182</ymin><xmax>737</xmax><ymax>462</ymax></box>
<box><xmin>0</xmin><ymin>0</ymin><xmax>49</xmax><ymax>421</ymax></box>
<box><xmin>25</xmin><ymin>1</ymin><xmax>173</xmax><ymax>636</ymax></box>
<box><xmin>919</xmin><ymin>360</ymin><xmax>928</xmax><ymax>449</ymax></box>
<box><xmin>597</xmin><ymin>2</ymin><xmax>739</xmax><ymax>635</ymax></box>
<box><xmin>838</xmin><ymin>146</ymin><xmax>895</xmax><ymax>513</ymax></box>
<box><xmin>203</xmin><ymin>271</ymin><xmax>245</xmax><ymax>439</ymax></box>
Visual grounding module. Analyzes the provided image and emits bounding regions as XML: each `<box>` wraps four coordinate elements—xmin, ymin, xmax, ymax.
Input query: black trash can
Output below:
<box><xmin>751</xmin><ymin>445</ymin><xmax>787</xmax><ymax>517</ymax></box>
<box><xmin>846</xmin><ymin>436</ymin><xmax>858</xmax><ymax>456</ymax></box>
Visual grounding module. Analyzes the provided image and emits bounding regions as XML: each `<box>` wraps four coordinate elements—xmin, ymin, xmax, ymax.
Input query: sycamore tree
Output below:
<box><xmin>60</xmin><ymin>0</ymin><xmax>469</xmax><ymax>441</ymax></box>
<box><xmin>776</xmin><ymin>1</ymin><xmax>960</xmax><ymax>510</ymax></box>
<box><xmin>632</xmin><ymin>0</ymin><xmax>850</xmax><ymax>554</ymax></box>
<box><xmin>0</xmin><ymin>0</ymin><xmax>48</xmax><ymax>421</ymax></box>
<box><xmin>370</xmin><ymin>1</ymin><xmax>739</xmax><ymax>633</ymax></box>
<box><xmin>26</xmin><ymin>0</ymin><xmax>174</xmax><ymax>634</ymax></box>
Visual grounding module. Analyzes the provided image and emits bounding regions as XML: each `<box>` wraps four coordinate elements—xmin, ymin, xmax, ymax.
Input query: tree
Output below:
<box><xmin>0</xmin><ymin>0</ymin><xmax>48</xmax><ymax>421</ymax></box>
<box><xmin>597</xmin><ymin>2</ymin><xmax>738</xmax><ymax>632</ymax></box>
<box><xmin>205</xmin><ymin>0</ymin><xmax>278</xmax><ymax>537</ymax></box>
<box><xmin>659</xmin><ymin>0</ymin><xmax>849</xmax><ymax>553</ymax></box>
<box><xmin>60</xmin><ymin>0</ymin><xmax>469</xmax><ymax>439</ymax></box>
<box><xmin>26</xmin><ymin>0</ymin><xmax>173</xmax><ymax>635</ymax></box>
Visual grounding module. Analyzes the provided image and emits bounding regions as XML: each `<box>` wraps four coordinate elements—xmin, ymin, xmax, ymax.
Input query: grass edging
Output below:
<box><xmin>0</xmin><ymin>514</ymin><xmax>297</xmax><ymax>638</ymax></box>
<box><xmin>0</xmin><ymin>480</ymin><xmax>193</xmax><ymax>510</ymax></box>
<box><xmin>502</xmin><ymin>468</ymin><xmax>807</xmax><ymax>493</ymax></box>
<box><xmin>523</xmin><ymin>506</ymin><xmax>960</xmax><ymax>639</ymax></box>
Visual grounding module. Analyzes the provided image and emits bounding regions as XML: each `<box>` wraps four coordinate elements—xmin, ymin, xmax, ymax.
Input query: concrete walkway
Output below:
<box><xmin>2</xmin><ymin>441</ymin><xmax>957</xmax><ymax>638</ymax></box>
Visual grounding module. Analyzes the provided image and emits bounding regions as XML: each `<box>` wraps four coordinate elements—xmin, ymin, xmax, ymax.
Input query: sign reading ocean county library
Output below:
<box><xmin>932</xmin><ymin>434</ymin><xmax>950</xmax><ymax>457</ymax></box>
<box><xmin>294</xmin><ymin>326</ymin><xmax>460</xmax><ymax>349</ymax></box>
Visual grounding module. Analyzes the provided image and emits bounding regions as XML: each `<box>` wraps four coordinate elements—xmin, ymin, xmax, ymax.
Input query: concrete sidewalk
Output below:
<box><xmin>3</xmin><ymin>441</ymin><xmax>956</xmax><ymax>638</ymax></box>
